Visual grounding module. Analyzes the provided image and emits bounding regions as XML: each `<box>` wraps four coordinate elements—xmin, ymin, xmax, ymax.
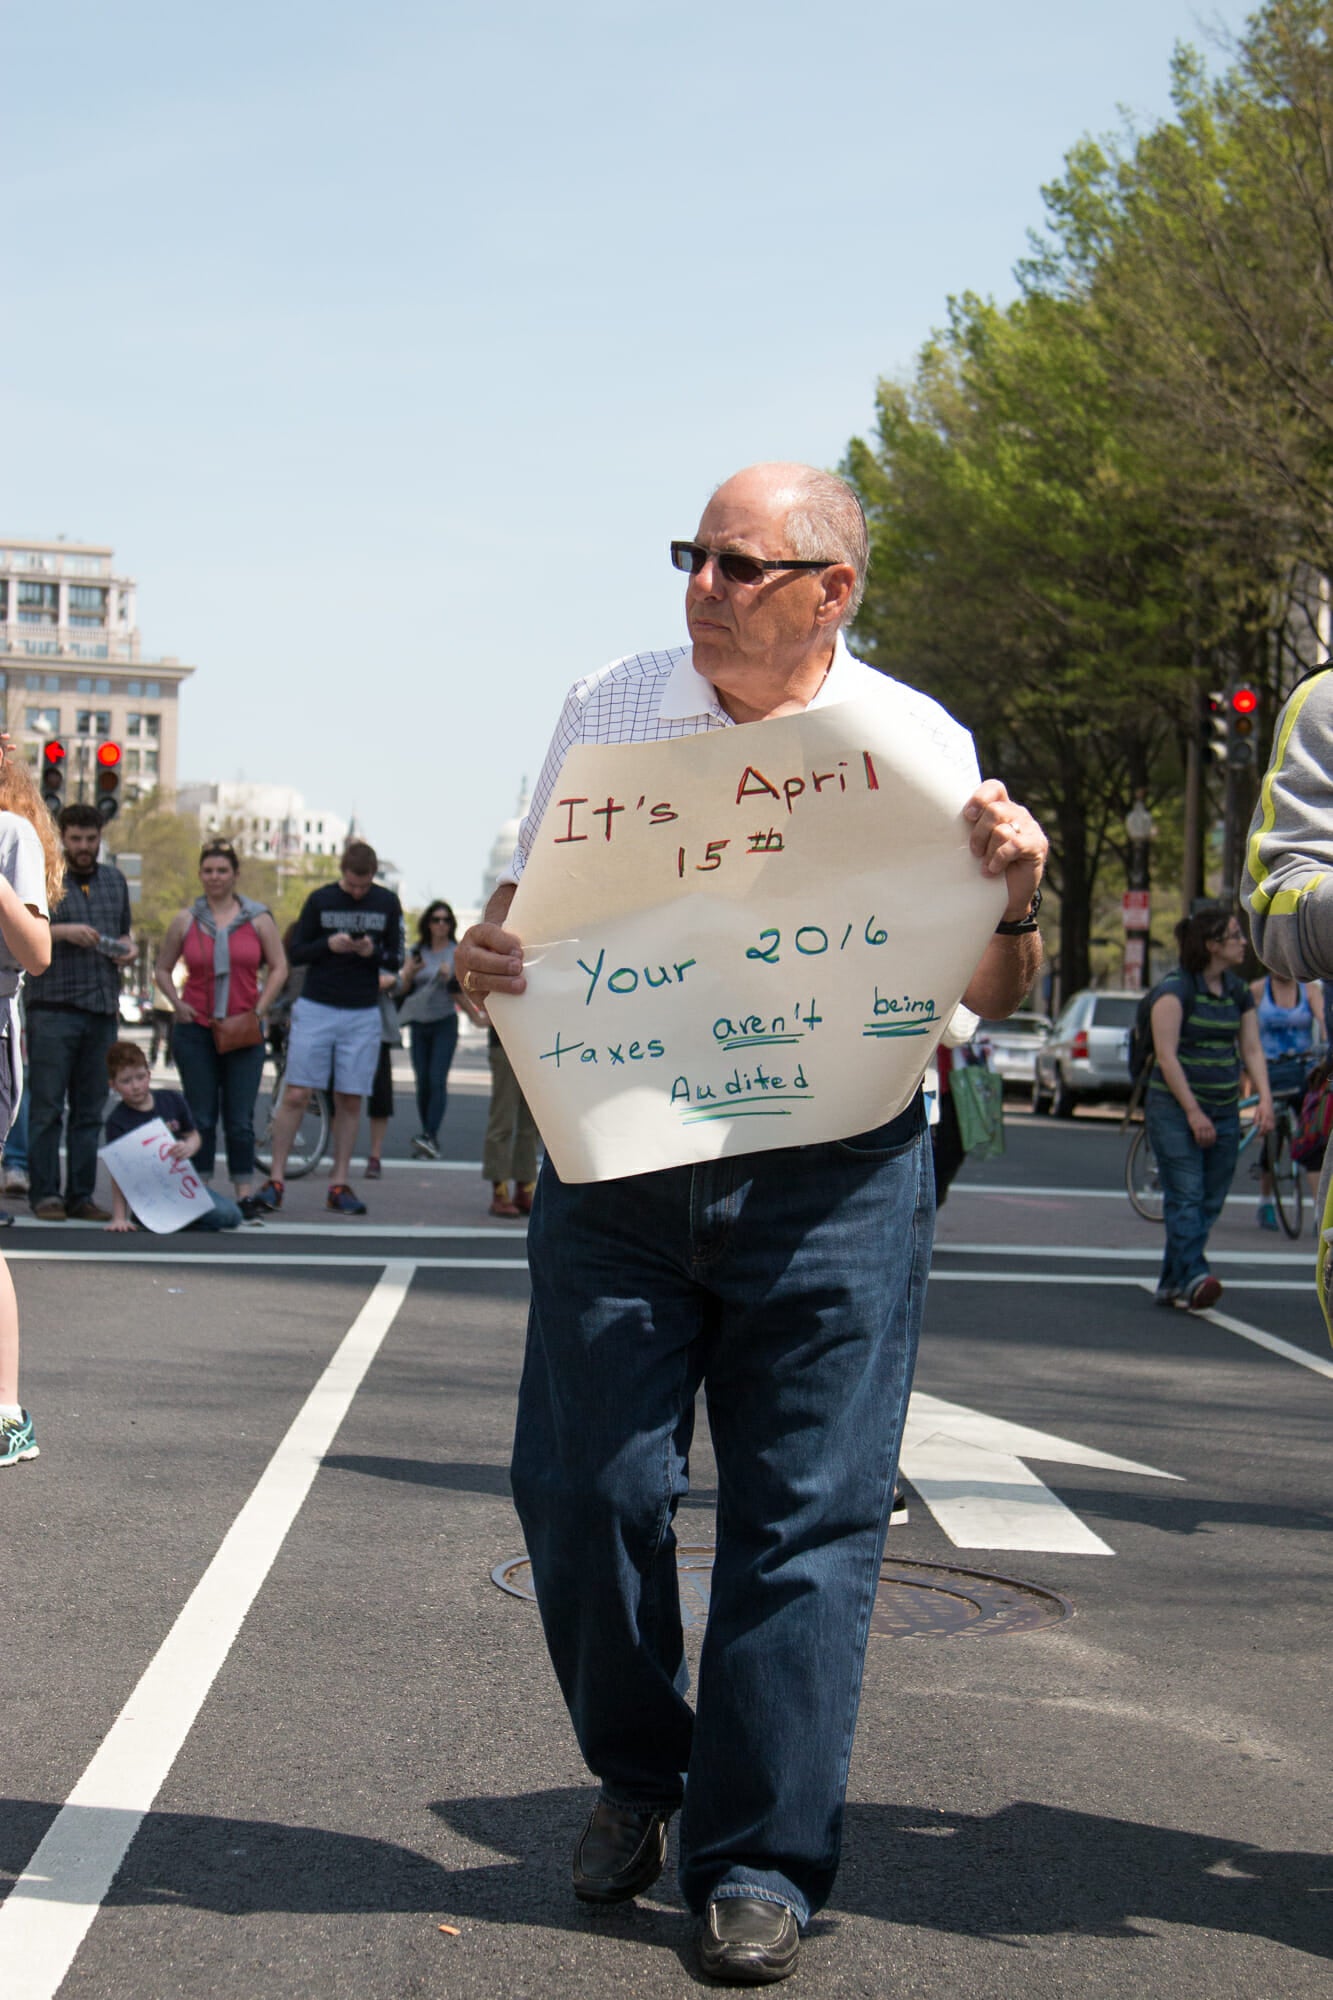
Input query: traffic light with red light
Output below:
<box><xmin>95</xmin><ymin>740</ymin><xmax>122</xmax><ymax>821</ymax></box>
<box><xmin>1228</xmin><ymin>685</ymin><xmax>1259</xmax><ymax>768</ymax></box>
<box><xmin>41</xmin><ymin>740</ymin><xmax>66</xmax><ymax>816</ymax></box>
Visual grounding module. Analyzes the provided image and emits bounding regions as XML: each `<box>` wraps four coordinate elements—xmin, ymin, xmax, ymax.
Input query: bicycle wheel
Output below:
<box><xmin>1267</xmin><ymin>1123</ymin><xmax>1304</xmax><ymax>1239</ymax></box>
<box><xmin>255</xmin><ymin>1057</ymin><xmax>330</xmax><ymax>1180</ymax></box>
<box><xmin>1125</xmin><ymin>1123</ymin><xmax>1165</xmax><ymax>1223</ymax></box>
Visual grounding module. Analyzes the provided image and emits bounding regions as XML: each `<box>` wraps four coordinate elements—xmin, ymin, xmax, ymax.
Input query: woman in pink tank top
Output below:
<box><xmin>154</xmin><ymin>842</ymin><xmax>287</xmax><ymax>1211</ymax></box>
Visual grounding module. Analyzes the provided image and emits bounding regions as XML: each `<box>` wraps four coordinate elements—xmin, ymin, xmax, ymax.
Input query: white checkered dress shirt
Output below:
<box><xmin>509</xmin><ymin>634</ymin><xmax>979</xmax><ymax>879</ymax></box>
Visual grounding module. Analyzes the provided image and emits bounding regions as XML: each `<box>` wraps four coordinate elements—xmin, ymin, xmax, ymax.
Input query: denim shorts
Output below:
<box><xmin>284</xmin><ymin>997</ymin><xmax>381</xmax><ymax>1097</ymax></box>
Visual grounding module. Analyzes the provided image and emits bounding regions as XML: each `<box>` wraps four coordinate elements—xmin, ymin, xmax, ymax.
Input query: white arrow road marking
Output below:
<box><xmin>900</xmin><ymin>1392</ymin><xmax>1181</xmax><ymax>1556</ymax></box>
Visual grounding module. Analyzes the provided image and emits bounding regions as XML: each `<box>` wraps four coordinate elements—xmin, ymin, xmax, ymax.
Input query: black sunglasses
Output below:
<box><xmin>670</xmin><ymin>540</ymin><xmax>834</xmax><ymax>587</ymax></box>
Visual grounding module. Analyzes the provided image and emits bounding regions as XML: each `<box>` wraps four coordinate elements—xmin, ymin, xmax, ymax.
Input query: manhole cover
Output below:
<box><xmin>491</xmin><ymin>1548</ymin><xmax>1071</xmax><ymax>1639</ymax></box>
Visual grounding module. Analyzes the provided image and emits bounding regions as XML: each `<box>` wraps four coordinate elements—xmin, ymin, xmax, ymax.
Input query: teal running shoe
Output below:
<box><xmin>0</xmin><ymin>1408</ymin><xmax>38</xmax><ymax>1464</ymax></box>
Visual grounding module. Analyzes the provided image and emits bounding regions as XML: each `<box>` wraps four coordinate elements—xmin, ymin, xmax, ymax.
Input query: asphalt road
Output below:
<box><xmin>2</xmin><ymin>1074</ymin><xmax>1330</xmax><ymax>1998</ymax></box>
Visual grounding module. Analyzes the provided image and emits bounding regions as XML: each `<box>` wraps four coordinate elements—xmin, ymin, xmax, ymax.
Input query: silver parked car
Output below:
<box><xmin>977</xmin><ymin>1013</ymin><xmax>1052</xmax><ymax>1091</ymax></box>
<box><xmin>1031</xmin><ymin>988</ymin><xmax>1140</xmax><ymax>1116</ymax></box>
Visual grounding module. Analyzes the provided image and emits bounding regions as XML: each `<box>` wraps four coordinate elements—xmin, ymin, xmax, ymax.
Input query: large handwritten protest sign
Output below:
<box><xmin>98</xmin><ymin>1118</ymin><xmax>211</xmax><ymax>1233</ymax></box>
<box><xmin>487</xmin><ymin>696</ymin><xmax>1006</xmax><ymax>1183</ymax></box>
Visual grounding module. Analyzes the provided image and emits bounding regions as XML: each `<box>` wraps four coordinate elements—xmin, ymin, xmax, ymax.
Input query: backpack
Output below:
<box><xmin>1128</xmin><ymin>972</ymin><xmax>1199</xmax><ymax>1087</ymax></box>
<box><xmin>1292</xmin><ymin>1071</ymin><xmax>1333</xmax><ymax>1169</ymax></box>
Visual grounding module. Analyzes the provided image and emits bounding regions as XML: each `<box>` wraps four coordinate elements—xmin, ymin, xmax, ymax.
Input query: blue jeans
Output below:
<box><xmin>4</xmin><ymin>1084</ymin><xmax>29</xmax><ymax>1175</ymax></box>
<box><xmin>27</xmin><ymin>1007</ymin><xmax>118</xmax><ymax>1207</ymax></box>
<box><xmin>171</xmin><ymin>1022</ymin><xmax>267</xmax><ymax>1181</ymax></box>
<box><xmin>408</xmin><ymin>1014</ymin><xmax>458</xmax><ymax>1141</ymax></box>
<box><xmin>1146</xmin><ymin>1091</ymin><xmax>1239</xmax><ymax>1298</ymax></box>
<box><xmin>187</xmin><ymin>1189</ymin><xmax>243</xmax><ymax>1231</ymax></box>
<box><xmin>510</xmin><ymin>1100</ymin><xmax>933</xmax><ymax>1925</ymax></box>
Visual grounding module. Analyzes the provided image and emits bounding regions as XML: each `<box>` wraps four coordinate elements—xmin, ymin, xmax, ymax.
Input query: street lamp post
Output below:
<box><xmin>1123</xmin><ymin>792</ymin><xmax>1156</xmax><ymax>991</ymax></box>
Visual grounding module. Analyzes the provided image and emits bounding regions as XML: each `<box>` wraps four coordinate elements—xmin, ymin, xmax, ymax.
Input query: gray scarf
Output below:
<box><xmin>190</xmin><ymin>894</ymin><xmax>269</xmax><ymax>1018</ymax></box>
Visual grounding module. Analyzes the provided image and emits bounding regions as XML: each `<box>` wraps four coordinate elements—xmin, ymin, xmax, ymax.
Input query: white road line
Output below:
<box><xmin>931</xmin><ymin>1272</ymin><xmax>1322</xmax><ymax>1292</ymax></box>
<box><xmin>935</xmin><ymin>1242</ymin><xmax>1310</xmax><ymax>1265</ymax></box>
<box><xmin>0</xmin><ymin>1250</ymin><xmax>529</xmax><ymax>1269</ymax></box>
<box><xmin>902</xmin><ymin>1394</ymin><xmax>1178</xmax><ymax>1554</ymax></box>
<box><xmin>0</xmin><ymin>1260</ymin><xmax>417</xmax><ymax>2000</ymax></box>
<box><xmin>1132</xmin><ymin>1280</ymin><xmax>1333</xmax><ymax>1379</ymax></box>
<box><xmin>954</xmin><ymin>1182</ymin><xmax>1274</xmax><ymax>1210</ymax></box>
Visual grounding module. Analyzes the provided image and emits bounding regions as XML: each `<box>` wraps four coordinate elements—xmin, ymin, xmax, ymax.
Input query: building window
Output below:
<box><xmin>17</xmin><ymin>582</ymin><xmax>57</xmax><ymax>624</ymax></box>
<box><xmin>76</xmin><ymin>676</ymin><xmax>92</xmax><ymax>693</ymax></box>
<box><xmin>93</xmin><ymin>676</ymin><xmax>110</xmax><ymax>694</ymax></box>
<box><xmin>143</xmin><ymin>750</ymin><xmax>159</xmax><ymax>777</ymax></box>
<box><xmin>125</xmin><ymin>748</ymin><xmax>141</xmax><ymax>775</ymax></box>
<box><xmin>67</xmin><ymin>586</ymin><xmax>108</xmax><ymax>623</ymax></box>
<box><xmin>0</xmin><ymin>583</ymin><xmax>7</xmax><ymax>618</ymax></box>
<box><xmin>144</xmin><ymin>713</ymin><xmax>160</xmax><ymax>739</ymax></box>
<box><xmin>25</xmin><ymin>708</ymin><xmax>59</xmax><ymax>734</ymax></box>
<box><xmin>76</xmin><ymin>710</ymin><xmax>112</xmax><ymax>736</ymax></box>
<box><xmin>24</xmin><ymin>674</ymin><xmax>46</xmax><ymax>692</ymax></box>
<box><xmin>127</xmin><ymin>680</ymin><xmax>141</xmax><ymax>696</ymax></box>
<box><xmin>144</xmin><ymin>681</ymin><xmax>160</xmax><ymax>697</ymax></box>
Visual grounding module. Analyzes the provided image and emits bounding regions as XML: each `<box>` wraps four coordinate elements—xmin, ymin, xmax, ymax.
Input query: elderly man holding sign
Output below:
<box><xmin>458</xmin><ymin>463</ymin><xmax>1046</xmax><ymax>1985</ymax></box>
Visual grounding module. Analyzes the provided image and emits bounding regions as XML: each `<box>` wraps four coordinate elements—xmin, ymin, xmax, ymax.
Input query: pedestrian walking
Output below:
<box><xmin>396</xmin><ymin>899</ymin><xmax>463</xmax><ymax>1160</ymax></box>
<box><xmin>456</xmin><ymin>462</ymin><xmax>1046</xmax><ymax>1984</ymax></box>
<box><xmin>154</xmin><ymin>841</ymin><xmax>287</xmax><ymax>1216</ymax></box>
<box><xmin>25</xmin><ymin>803</ymin><xmax>134</xmax><ymax>1223</ymax></box>
<box><xmin>0</xmin><ymin>745</ymin><xmax>64</xmax><ymax>1465</ymax></box>
<box><xmin>1147</xmin><ymin>907</ymin><xmax>1273</xmax><ymax>1312</ymax></box>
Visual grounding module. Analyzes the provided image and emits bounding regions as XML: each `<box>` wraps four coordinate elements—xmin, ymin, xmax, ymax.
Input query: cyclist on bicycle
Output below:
<box><xmin>1249</xmin><ymin>972</ymin><xmax>1325</xmax><ymax>1229</ymax></box>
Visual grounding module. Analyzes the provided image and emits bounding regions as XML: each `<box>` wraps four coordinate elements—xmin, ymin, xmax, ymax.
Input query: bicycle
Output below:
<box><xmin>1125</xmin><ymin>1088</ymin><xmax>1305</xmax><ymax>1236</ymax></box>
<box><xmin>254</xmin><ymin>1020</ymin><xmax>330</xmax><ymax>1180</ymax></box>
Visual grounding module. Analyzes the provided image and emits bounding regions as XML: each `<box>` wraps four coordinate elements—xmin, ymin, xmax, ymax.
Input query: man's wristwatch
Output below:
<box><xmin>995</xmin><ymin>888</ymin><xmax>1042</xmax><ymax>935</ymax></box>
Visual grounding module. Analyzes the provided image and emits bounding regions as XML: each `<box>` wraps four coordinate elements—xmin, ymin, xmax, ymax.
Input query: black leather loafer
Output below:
<box><xmin>699</xmin><ymin>1896</ymin><xmax>800</xmax><ymax>1984</ymax></box>
<box><xmin>572</xmin><ymin>1798</ymin><xmax>672</xmax><ymax>1904</ymax></box>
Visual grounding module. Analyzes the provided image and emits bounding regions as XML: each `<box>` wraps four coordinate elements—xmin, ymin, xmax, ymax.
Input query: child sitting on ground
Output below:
<box><xmin>103</xmin><ymin>1042</ymin><xmax>243</xmax><ymax>1232</ymax></box>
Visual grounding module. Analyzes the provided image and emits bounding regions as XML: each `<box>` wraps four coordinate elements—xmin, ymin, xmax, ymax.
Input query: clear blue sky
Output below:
<box><xmin>5</xmin><ymin>2</ymin><xmax>1256</xmax><ymax>908</ymax></box>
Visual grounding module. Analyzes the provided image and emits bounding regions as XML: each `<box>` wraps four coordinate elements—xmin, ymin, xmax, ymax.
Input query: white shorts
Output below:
<box><xmin>285</xmin><ymin>997</ymin><xmax>381</xmax><ymax>1097</ymax></box>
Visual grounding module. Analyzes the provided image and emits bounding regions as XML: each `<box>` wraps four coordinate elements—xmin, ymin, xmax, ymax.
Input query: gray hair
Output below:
<box><xmin>774</xmin><ymin>466</ymin><xmax>869</xmax><ymax>626</ymax></box>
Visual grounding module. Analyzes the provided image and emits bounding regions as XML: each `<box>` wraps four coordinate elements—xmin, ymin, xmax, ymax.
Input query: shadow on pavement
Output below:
<box><xmin>1038</xmin><ymin>1483</ymin><xmax>1333</xmax><ymax>1538</ymax></box>
<box><xmin>2</xmin><ymin>1792</ymin><xmax>1325</xmax><ymax>1964</ymax></box>
<box><xmin>837</xmin><ymin>1799</ymin><xmax>1331</xmax><ymax>1958</ymax></box>
<box><xmin>321</xmin><ymin>1452</ymin><xmax>514</xmax><ymax>1497</ymax></box>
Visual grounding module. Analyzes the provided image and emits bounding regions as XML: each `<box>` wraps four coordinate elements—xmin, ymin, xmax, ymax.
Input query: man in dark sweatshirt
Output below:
<box><xmin>254</xmin><ymin>840</ymin><xmax>403</xmax><ymax>1215</ymax></box>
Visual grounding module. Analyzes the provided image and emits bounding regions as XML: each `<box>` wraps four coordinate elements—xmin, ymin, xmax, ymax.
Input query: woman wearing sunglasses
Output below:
<box><xmin>1147</xmin><ymin>905</ymin><xmax>1273</xmax><ymax>1311</ymax></box>
<box><xmin>396</xmin><ymin>899</ymin><xmax>463</xmax><ymax>1159</ymax></box>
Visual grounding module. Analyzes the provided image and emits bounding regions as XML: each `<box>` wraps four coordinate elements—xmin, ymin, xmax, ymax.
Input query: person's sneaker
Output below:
<box><xmin>1256</xmin><ymin>1201</ymin><xmax>1279</xmax><ymax>1231</ymax></box>
<box><xmin>1154</xmin><ymin>1288</ymin><xmax>1180</xmax><ymax>1309</ymax></box>
<box><xmin>489</xmin><ymin>1183</ymin><xmax>521</xmax><ymax>1218</ymax></box>
<box><xmin>32</xmin><ymin>1198</ymin><xmax>66</xmax><ymax>1221</ymax></box>
<box><xmin>237</xmin><ymin>1194</ymin><xmax>270</xmax><ymax>1222</ymax></box>
<box><xmin>0</xmin><ymin>1409</ymin><xmax>39</xmax><ymax>1465</ymax></box>
<box><xmin>252</xmin><ymin>1180</ymin><xmax>284</xmax><ymax>1212</ymax></box>
<box><xmin>4</xmin><ymin>1167</ymin><xmax>29</xmax><ymax>1195</ymax></box>
<box><xmin>326</xmin><ymin>1184</ymin><xmax>367</xmax><ymax>1215</ymax></box>
<box><xmin>410</xmin><ymin>1133</ymin><xmax>441</xmax><ymax>1160</ymax></box>
<box><xmin>888</xmin><ymin>1487</ymin><xmax>909</xmax><ymax>1526</ymax></box>
<box><xmin>364</xmin><ymin>1157</ymin><xmax>382</xmax><ymax>1180</ymax></box>
<box><xmin>514</xmin><ymin>1180</ymin><xmax>536</xmax><ymax>1215</ymax></box>
<box><xmin>1186</xmin><ymin>1274</ymin><xmax>1223</xmax><ymax>1311</ymax></box>
<box><xmin>67</xmin><ymin>1200</ymin><xmax>112</xmax><ymax>1223</ymax></box>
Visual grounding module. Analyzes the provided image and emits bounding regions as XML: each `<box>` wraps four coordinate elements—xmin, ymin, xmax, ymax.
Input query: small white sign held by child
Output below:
<box><xmin>98</xmin><ymin>1118</ymin><xmax>213</xmax><ymax>1234</ymax></box>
